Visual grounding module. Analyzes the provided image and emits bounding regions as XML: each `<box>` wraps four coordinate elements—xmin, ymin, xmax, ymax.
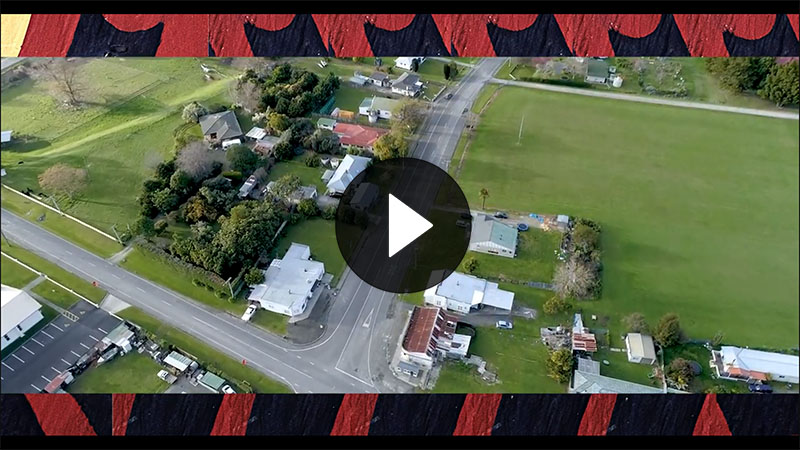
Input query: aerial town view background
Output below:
<box><xmin>1</xmin><ymin>55</ymin><xmax>798</xmax><ymax>395</ymax></box>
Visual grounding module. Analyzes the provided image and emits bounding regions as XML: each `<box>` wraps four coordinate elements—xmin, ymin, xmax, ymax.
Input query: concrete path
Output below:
<box><xmin>21</xmin><ymin>275</ymin><xmax>46</xmax><ymax>292</ymax></box>
<box><xmin>491</xmin><ymin>78</ymin><xmax>800</xmax><ymax>120</ymax></box>
<box><xmin>99</xmin><ymin>294</ymin><xmax>130</xmax><ymax>315</ymax></box>
<box><xmin>107</xmin><ymin>246</ymin><xmax>134</xmax><ymax>264</ymax></box>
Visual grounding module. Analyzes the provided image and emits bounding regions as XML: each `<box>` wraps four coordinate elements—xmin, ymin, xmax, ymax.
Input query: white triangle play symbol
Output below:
<box><xmin>388</xmin><ymin>194</ymin><xmax>433</xmax><ymax>258</ymax></box>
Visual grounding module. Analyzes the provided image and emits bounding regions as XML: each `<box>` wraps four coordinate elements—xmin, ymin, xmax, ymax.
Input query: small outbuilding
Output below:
<box><xmin>625</xmin><ymin>333</ymin><xmax>657</xmax><ymax>365</ymax></box>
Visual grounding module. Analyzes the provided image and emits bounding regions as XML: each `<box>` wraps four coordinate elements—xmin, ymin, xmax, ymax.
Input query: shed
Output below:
<box><xmin>163</xmin><ymin>351</ymin><xmax>196</xmax><ymax>373</ymax></box>
<box><xmin>585</xmin><ymin>60</ymin><xmax>610</xmax><ymax>84</ymax></box>
<box><xmin>245</xmin><ymin>127</ymin><xmax>267</xmax><ymax>140</ymax></box>
<box><xmin>625</xmin><ymin>333</ymin><xmax>657</xmax><ymax>365</ymax></box>
<box><xmin>317</xmin><ymin>118</ymin><xmax>337</xmax><ymax>131</ymax></box>
<box><xmin>198</xmin><ymin>371</ymin><xmax>226</xmax><ymax>392</ymax></box>
<box><xmin>321</xmin><ymin>169</ymin><xmax>335</xmax><ymax>183</ymax></box>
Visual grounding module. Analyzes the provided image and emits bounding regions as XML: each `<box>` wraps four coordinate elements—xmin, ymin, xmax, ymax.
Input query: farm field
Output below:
<box><xmin>67</xmin><ymin>352</ymin><xmax>170</xmax><ymax>394</ymax></box>
<box><xmin>1</xmin><ymin>58</ymin><xmax>236</xmax><ymax>235</ymax></box>
<box><xmin>454</xmin><ymin>86</ymin><xmax>799</xmax><ymax>348</ymax></box>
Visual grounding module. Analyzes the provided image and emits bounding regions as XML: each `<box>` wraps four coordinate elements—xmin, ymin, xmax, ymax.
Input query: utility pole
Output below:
<box><xmin>51</xmin><ymin>196</ymin><xmax>63</xmax><ymax>215</ymax></box>
<box><xmin>226</xmin><ymin>277</ymin><xmax>235</xmax><ymax>298</ymax></box>
<box><xmin>111</xmin><ymin>224</ymin><xmax>122</xmax><ymax>243</ymax></box>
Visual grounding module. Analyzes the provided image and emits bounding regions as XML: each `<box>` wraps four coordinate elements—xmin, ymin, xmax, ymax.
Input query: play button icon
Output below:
<box><xmin>335</xmin><ymin>157</ymin><xmax>472</xmax><ymax>294</ymax></box>
<box><xmin>388</xmin><ymin>194</ymin><xmax>433</xmax><ymax>258</ymax></box>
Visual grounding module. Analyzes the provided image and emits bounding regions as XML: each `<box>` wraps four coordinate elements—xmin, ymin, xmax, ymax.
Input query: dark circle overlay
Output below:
<box><xmin>335</xmin><ymin>157</ymin><xmax>472</xmax><ymax>294</ymax></box>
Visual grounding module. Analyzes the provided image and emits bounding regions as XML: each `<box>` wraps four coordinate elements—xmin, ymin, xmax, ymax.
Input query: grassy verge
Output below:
<box><xmin>449</xmin><ymin>132</ymin><xmax>470</xmax><ymax>177</ymax></box>
<box><xmin>470</xmin><ymin>84</ymin><xmax>500</xmax><ymax>114</ymax></box>
<box><xmin>0</xmin><ymin>305</ymin><xmax>59</xmax><ymax>359</ymax></box>
<box><xmin>1</xmin><ymin>242</ymin><xmax>106</xmax><ymax>303</ymax></box>
<box><xmin>67</xmin><ymin>352</ymin><xmax>169</xmax><ymax>393</ymax></box>
<box><xmin>250</xmin><ymin>310</ymin><xmax>289</xmax><ymax>336</ymax></box>
<box><xmin>398</xmin><ymin>291</ymin><xmax>424</xmax><ymax>306</ymax></box>
<box><xmin>117</xmin><ymin>306</ymin><xmax>291</xmax><ymax>393</ymax></box>
<box><xmin>1</xmin><ymin>187</ymin><xmax>122</xmax><ymax>258</ymax></box>
<box><xmin>1</xmin><ymin>254</ymin><xmax>39</xmax><ymax>288</ymax></box>
<box><xmin>32</xmin><ymin>280</ymin><xmax>83</xmax><ymax>310</ymax></box>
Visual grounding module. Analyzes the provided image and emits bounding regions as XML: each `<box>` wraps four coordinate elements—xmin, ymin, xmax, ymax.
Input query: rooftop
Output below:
<box><xmin>163</xmin><ymin>351</ymin><xmax>195</xmax><ymax>372</ymax></box>
<box><xmin>430</xmin><ymin>271</ymin><xmax>514</xmax><ymax>311</ymax></box>
<box><xmin>470</xmin><ymin>214</ymin><xmax>518</xmax><ymax>250</ymax></box>
<box><xmin>1</xmin><ymin>284</ymin><xmax>42</xmax><ymax>338</ymax></box>
<box><xmin>571</xmin><ymin>370</ymin><xmax>668</xmax><ymax>394</ymax></box>
<box><xmin>402</xmin><ymin>306</ymin><xmax>440</xmax><ymax>355</ymax></box>
<box><xmin>245</xmin><ymin>126</ymin><xmax>267</xmax><ymax>140</ymax></box>
<box><xmin>199</xmin><ymin>110</ymin><xmax>243</xmax><ymax>141</ymax></box>
<box><xmin>393</xmin><ymin>71</ymin><xmax>421</xmax><ymax>88</ymax></box>
<box><xmin>199</xmin><ymin>371</ymin><xmax>226</xmax><ymax>390</ymax></box>
<box><xmin>370</xmin><ymin>72</ymin><xmax>389</xmax><ymax>80</ymax></box>
<box><xmin>333</xmin><ymin>122</ymin><xmax>389</xmax><ymax>148</ymax></box>
<box><xmin>626</xmin><ymin>333</ymin><xmax>657</xmax><ymax>360</ymax></box>
<box><xmin>247</xmin><ymin>243</ymin><xmax>325</xmax><ymax>310</ymax></box>
<box><xmin>327</xmin><ymin>154</ymin><xmax>371</xmax><ymax>193</ymax></box>
<box><xmin>720</xmin><ymin>346</ymin><xmax>799</xmax><ymax>379</ymax></box>
<box><xmin>360</xmin><ymin>96</ymin><xmax>401</xmax><ymax>113</ymax></box>
<box><xmin>587</xmin><ymin>59</ymin><xmax>610</xmax><ymax>78</ymax></box>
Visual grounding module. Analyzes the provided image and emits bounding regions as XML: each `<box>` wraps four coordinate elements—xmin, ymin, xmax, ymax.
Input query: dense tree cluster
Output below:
<box><xmin>553</xmin><ymin>219</ymin><xmax>602</xmax><ymax>300</ymax></box>
<box><xmin>706</xmin><ymin>58</ymin><xmax>799</xmax><ymax>107</ymax></box>
<box><xmin>546</xmin><ymin>348</ymin><xmax>574</xmax><ymax>383</ymax></box>
<box><xmin>252</xmin><ymin>63</ymin><xmax>340</xmax><ymax>118</ymax></box>
<box><xmin>653</xmin><ymin>313</ymin><xmax>683</xmax><ymax>348</ymax></box>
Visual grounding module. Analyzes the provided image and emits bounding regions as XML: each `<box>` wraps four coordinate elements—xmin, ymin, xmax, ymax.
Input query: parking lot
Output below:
<box><xmin>0</xmin><ymin>300</ymin><xmax>121</xmax><ymax>393</ymax></box>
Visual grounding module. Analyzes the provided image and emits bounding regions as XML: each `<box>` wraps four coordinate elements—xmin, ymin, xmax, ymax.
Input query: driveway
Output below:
<box><xmin>0</xmin><ymin>300</ymin><xmax>121</xmax><ymax>393</ymax></box>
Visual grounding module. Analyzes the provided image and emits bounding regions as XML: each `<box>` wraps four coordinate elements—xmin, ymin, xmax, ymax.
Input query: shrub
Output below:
<box><xmin>543</xmin><ymin>296</ymin><xmax>573</xmax><ymax>315</ymax></box>
<box><xmin>462</xmin><ymin>256</ymin><xmax>479</xmax><ymax>274</ymax></box>
<box><xmin>154</xmin><ymin>219</ymin><xmax>168</xmax><ymax>233</ymax></box>
<box><xmin>321</xmin><ymin>205</ymin><xmax>337</xmax><ymax>220</ymax></box>
<box><xmin>654</xmin><ymin>313</ymin><xmax>683</xmax><ymax>348</ymax></box>
<box><xmin>182</xmin><ymin>102</ymin><xmax>208</xmax><ymax>123</ymax></box>
<box><xmin>303</xmin><ymin>153</ymin><xmax>320</xmax><ymax>167</ymax></box>
<box><xmin>244</xmin><ymin>267</ymin><xmax>265</xmax><ymax>285</ymax></box>
<box><xmin>221</xmin><ymin>170</ymin><xmax>242</xmax><ymax>181</ymax></box>
<box><xmin>192</xmin><ymin>278</ymin><xmax>207</xmax><ymax>288</ymax></box>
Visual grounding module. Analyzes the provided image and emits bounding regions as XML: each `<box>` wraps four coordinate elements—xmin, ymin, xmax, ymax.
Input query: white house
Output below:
<box><xmin>369</xmin><ymin>71</ymin><xmax>390</xmax><ymax>87</ymax></box>
<box><xmin>468</xmin><ymin>214</ymin><xmax>518</xmax><ymax>258</ymax></box>
<box><xmin>358</xmin><ymin>96</ymin><xmax>401</xmax><ymax>121</ymax></box>
<box><xmin>247</xmin><ymin>243</ymin><xmax>325</xmax><ymax>318</ymax></box>
<box><xmin>395</xmin><ymin>57</ymin><xmax>426</xmax><ymax>71</ymax></box>
<box><xmin>326</xmin><ymin>154</ymin><xmax>371</xmax><ymax>196</ymax></box>
<box><xmin>1</xmin><ymin>285</ymin><xmax>44</xmax><ymax>351</ymax></box>
<box><xmin>391</xmin><ymin>72</ymin><xmax>422</xmax><ymax>97</ymax></box>
<box><xmin>424</xmin><ymin>271</ymin><xmax>514</xmax><ymax>314</ymax></box>
<box><xmin>625</xmin><ymin>333</ymin><xmax>657</xmax><ymax>365</ymax></box>
<box><xmin>711</xmin><ymin>346</ymin><xmax>799</xmax><ymax>384</ymax></box>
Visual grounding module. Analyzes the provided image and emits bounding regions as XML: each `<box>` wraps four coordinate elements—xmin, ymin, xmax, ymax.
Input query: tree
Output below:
<box><xmin>352</xmin><ymin>57</ymin><xmax>363</xmax><ymax>64</ymax></box>
<box><xmin>305</xmin><ymin>129</ymin><xmax>341</xmax><ymax>154</ymax></box>
<box><xmin>304</xmin><ymin>153</ymin><xmax>321</xmax><ymax>167</ymax></box>
<box><xmin>267</xmin><ymin>112</ymin><xmax>290</xmax><ymax>133</ymax></box>
<box><xmin>543</xmin><ymin>296</ymin><xmax>573</xmax><ymax>315</ymax></box>
<box><xmin>321</xmin><ymin>205</ymin><xmax>337</xmax><ymax>220</ymax></box>
<box><xmin>572</xmin><ymin>223</ymin><xmax>600</xmax><ymax>252</ymax></box>
<box><xmin>155</xmin><ymin>159</ymin><xmax>177</xmax><ymax>182</ymax></box>
<box><xmin>410</xmin><ymin>59</ymin><xmax>419</xmax><ymax>72</ymax></box>
<box><xmin>392</xmin><ymin>100</ymin><xmax>425</xmax><ymax>135</ymax></box>
<box><xmin>297</xmin><ymin>198</ymin><xmax>320</xmax><ymax>217</ymax></box>
<box><xmin>184</xmin><ymin>195</ymin><xmax>218</xmax><ymax>223</ymax></box>
<box><xmin>209</xmin><ymin>201</ymin><xmax>283</xmax><ymax>276</ymax></box>
<box><xmin>462</xmin><ymin>256</ymin><xmax>479</xmax><ymax>274</ymax></box>
<box><xmin>546</xmin><ymin>348</ymin><xmax>574</xmax><ymax>383</ymax></box>
<box><xmin>758</xmin><ymin>61</ymin><xmax>799</xmax><ymax>107</ymax></box>
<box><xmin>553</xmin><ymin>258</ymin><xmax>596</xmax><ymax>300</ymax></box>
<box><xmin>443</xmin><ymin>63</ymin><xmax>452</xmax><ymax>80</ymax></box>
<box><xmin>272</xmin><ymin>139</ymin><xmax>295</xmax><ymax>161</ymax></box>
<box><xmin>244</xmin><ymin>267</ymin><xmax>265</xmax><ymax>285</ymax></box>
<box><xmin>226</xmin><ymin>145</ymin><xmax>259</xmax><ymax>173</ymax></box>
<box><xmin>478</xmin><ymin>188</ymin><xmax>489</xmax><ymax>209</ymax></box>
<box><xmin>234</xmin><ymin>80</ymin><xmax>262</xmax><ymax>113</ymax></box>
<box><xmin>288</xmin><ymin>118</ymin><xmax>316</xmax><ymax>145</ymax></box>
<box><xmin>623</xmin><ymin>312</ymin><xmax>650</xmax><ymax>334</ymax></box>
<box><xmin>182</xmin><ymin>102</ymin><xmax>208</xmax><ymax>123</ymax></box>
<box><xmin>373</xmin><ymin>132</ymin><xmax>409</xmax><ymax>160</ymax></box>
<box><xmin>176</xmin><ymin>141</ymin><xmax>225</xmax><ymax>181</ymax></box>
<box><xmin>133</xmin><ymin>215</ymin><xmax>156</xmax><ymax>237</ymax></box>
<box><xmin>34</xmin><ymin>59</ymin><xmax>84</xmax><ymax>106</ymax></box>
<box><xmin>38</xmin><ymin>164</ymin><xmax>88</xmax><ymax>199</ymax></box>
<box><xmin>654</xmin><ymin>313</ymin><xmax>682</xmax><ymax>348</ymax></box>
<box><xmin>169</xmin><ymin>169</ymin><xmax>193</xmax><ymax>197</ymax></box>
<box><xmin>665</xmin><ymin>358</ymin><xmax>693</xmax><ymax>390</ymax></box>
<box><xmin>152</xmin><ymin>188</ymin><xmax>179</xmax><ymax>214</ymax></box>
<box><xmin>271</xmin><ymin>174</ymin><xmax>301</xmax><ymax>200</ymax></box>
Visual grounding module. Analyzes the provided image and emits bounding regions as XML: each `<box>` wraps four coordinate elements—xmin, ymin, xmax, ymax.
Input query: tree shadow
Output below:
<box><xmin>1</xmin><ymin>137</ymin><xmax>52</xmax><ymax>153</ymax></box>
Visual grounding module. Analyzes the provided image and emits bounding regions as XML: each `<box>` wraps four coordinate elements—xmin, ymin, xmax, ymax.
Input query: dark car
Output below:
<box><xmin>446</xmin><ymin>93</ymin><xmax>453</xmax><ymax>100</ymax></box>
<box><xmin>748</xmin><ymin>383</ymin><xmax>773</xmax><ymax>393</ymax></box>
<box><xmin>517</xmin><ymin>223</ymin><xmax>529</xmax><ymax>232</ymax></box>
<box><xmin>494</xmin><ymin>211</ymin><xmax>508</xmax><ymax>219</ymax></box>
<box><xmin>462</xmin><ymin>107</ymin><xmax>468</xmax><ymax>114</ymax></box>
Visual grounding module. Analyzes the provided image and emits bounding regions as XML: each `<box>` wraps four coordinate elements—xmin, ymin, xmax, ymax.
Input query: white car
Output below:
<box><xmin>157</xmin><ymin>370</ymin><xmax>177</xmax><ymax>384</ymax></box>
<box><xmin>496</xmin><ymin>320</ymin><xmax>513</xmax><ymax>330</ymax></box>
<box><xmin>221</xmin><ymin>385</ymin><xmax>236</xmax><ymax>394</ymax></box>
<box><xmin>241</xmin><ymin>304</ymin><xmax>258</xmax><ymax>321</ymax></box>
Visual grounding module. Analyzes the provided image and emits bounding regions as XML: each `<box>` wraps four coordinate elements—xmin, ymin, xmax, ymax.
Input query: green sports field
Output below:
<box><xmin>455</xmin><ymin>86</ymin><xmax>799</xmax><ymax>348</ymax></box>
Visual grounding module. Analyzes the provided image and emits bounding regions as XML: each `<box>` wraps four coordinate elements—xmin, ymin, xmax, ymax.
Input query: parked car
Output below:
<box><xmin>496</xmin><ymin>320</ymin><xmax>513</xmax><ymax>329</ymax></box>
<box><xmin>748</xmin><ymin>383</ymin><xmax>773</xmax><ymax>393</ymax></box>
<box><xmin>462</xmin><ymin>107</ymin><xmax>469</xmax><ymax>114</ymax></box>
<box><xmin>157</xmin><ymin>370</ymin><xmax>177</xmax><ymax>384</ymax></box>
<box><xmin>445</xmin><ymin>93</ymin><xmax>453</xmax><ymax>100</ymax></box>
<box><xmin>221</xmin><ymin>385</ymin><xmax>236</xmax><ymax>394</ymax></box>
<box><xmin>241</xmin><ymin>304</ymin><xmax>258</xmax><ymax>321</ymax></box>
<box><xmin>517</xmin><ymin>223</ymin><xmax>529</xmax><ymax>231</ymax></box>
<box><xmin>494</xmin><ymin>211</ymin><xmax>508</xmax><ymax>219</ymax></box>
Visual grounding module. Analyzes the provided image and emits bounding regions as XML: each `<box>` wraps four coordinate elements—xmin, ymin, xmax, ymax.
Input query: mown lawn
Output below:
<box><xmin>1</xmin><ymin>188</ymin><xmax>123</xmax><ymax>258</ymax></box>
<box><xmin>117</xmin><ymin>306</ymin><xmax>291</xmax><ymax>393</ymax></box>
<box><xmin>466</xmin><ymin>227</ymin><xmax>562</xmax><ymax>283</ymax></box>
<box><xmin>67</xmin><ymin>352</ymin><xmax>169</xmax><ymax>393</ymax></box>
<box><xmin>454</xmin><ymin>86</ymin><xmax>799</xmax><ymax>348</ymax></box>
<box><xmin>31</xmin><ymin>280</ymin><xmax>82</xmax><ymax>310</ymax></box>
<box><xmin>275</xmin><ymin>217</ymin><xmax>345</xmax><ymax>284</ymax></box>
<box><xmin>267</xmin><ymin>154</ymin><xmax>327</xmax><ymax>193</ymax></box>
<box><xmin>250</xmin><ymin>309</ymin><xmax>288</xmax><ymax>336</ymax></box>
<box><xmin>470</xmin><ymin>84</ymin><xmax>501</xmax><ymax>114</ymax></box>
<box><xmin>1</xmin><ymin>254</ymin><xmax>38</xmax><ymax>288</ymax></box>
<box><xmin>593</xmin><ymin>348</ymin><xmax>658</xmax><ymax>388</ymax></box>
<box><xmin>1</xmin><ymin>241</ymin><xmax>107</xmax><ymax>303</ymax></box>
<box><xmin>332</xmin><ymin>85</ymin><xmax>373</xmax><ymax>113</ymax></box>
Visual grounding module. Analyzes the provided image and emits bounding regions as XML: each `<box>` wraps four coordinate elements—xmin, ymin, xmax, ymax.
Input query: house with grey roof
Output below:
<box><xmin>369</xmin><ymin>71</ymin><xmax>390</xmax><ymax>87</ymax></box>
<box><xmin>199</xmin><ymin>110</ymin><xmax>243</xmax><ymax>144</ymax></box>
<box><xmin>585</xmin><ymin>59</ymin><xmax>610</xmax><ymax>84</ymax></box>
<box><xmin>391</xmin><ymin>72</ymin><xmax>422</xmax><ymax>97</ymax></box>
<box><xmin>468</xmin><ymin>214</ymin><xmax>518</xmax><ymax>258</ymax></box>
<box><xmin>570</xmin><ymin>357</ymin><xmax>683</xmax><ymax>394</ymax></box>
<box><xmin>423</xmin><ymin>271</ymin><xmax>514</xmax><ymax>314</ymax></box>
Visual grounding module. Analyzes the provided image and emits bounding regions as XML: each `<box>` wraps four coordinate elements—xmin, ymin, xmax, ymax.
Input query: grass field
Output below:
<box><xmin>1</xmin><ymin>188</ymin><xmax>123</xmax><ymax>258</ymax></box>
<box><xmin>466</xmin><ymin>228</ymin><xmax>561</xmax><ymax>283</ymax></box>
<box><xmin>1</xmin><ymin>58</ymin><xmax>235</xmax><ymax>235</ymax></box>
<box><xmin>2</xmin><ymin>241</ymin><xmax>107</xmax><ymax>303</ymax></box>
<box><xmin>67</xmin><ymin>352</ymin><xmax>169</xmax><ymax>393</ymax></box>
<box><xmin>454</xmin><ymin>86</ymin><xmax>799</xmax><ymax>348</ymax></box>
<box><xmin>118</xmin><ymin>306</ymin><xmax>291</xmax><ymax>393</ymax></box>
<box><xmin>470</xmin><ymin>84</ymin><xmax>501</xmax><ymax>114</ymax></box>
<box><xmin>1</xmin><ymin>254</ymin><xmax>38</xmax><ymax>288</ymax></box>
<box><xmin>31</xmin><ymin>280</ymin><xmax>82</xmax><ymax>310</ymax></box>
<box><xmin>275</xmin><ymin>217</ymin><xmax>345</xmax><ymax>284</ymax></box>
<box><xmin>267</xmin><ymin>153</ymin><xmax>327</xmax><ymax>193</ymax></box>
<box><xmin>432</xmin><ymin>285</ymin><xmax>571</xmax><ymax>393</ymax></box>
<box><xmin>332</xmin><ymin>85</ymin><xmax>373</xmax><ymax>112</ymax></box>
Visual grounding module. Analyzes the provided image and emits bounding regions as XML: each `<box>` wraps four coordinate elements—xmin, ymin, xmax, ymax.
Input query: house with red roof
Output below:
<box><xmin>332</xmin><ymin>122</ymin><xmax>388</xmax><ymax>152</ymax></box>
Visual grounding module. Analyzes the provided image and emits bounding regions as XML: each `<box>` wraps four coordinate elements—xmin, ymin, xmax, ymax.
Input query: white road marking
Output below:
<box><xmin>136</xmin><ymin>287</ymin><xmax>146</xmax><ymax>294</ymax></box>
<box><xmin>2</xmin><ymin>362</ymin><xmax>15</xmax><ymax>371</ymax></box>
<box><xmin>50</xmin><ymin>323</ymin><xmax>63</xmax><ymax>332</ymax></box>
<box><xmin>362</xmin><ymin>309</ymin><xmax>374</xmax><ymax>328</ymax></box>
<box><xmin>88</xmin><ymin>335</ymin><xmax>99</xmax><ymax>342</ymax></box>
<box><xmin>110</xmin><ymin>273</ymin><xmax>121</xmax><ymax>280</ymax></box>
<box><xmin>30</xmin><ymin>337</ymin><xmax>45</xmax><ymax>347</ymax></box>
<box><xmin>51</xmin><ymin>367</ymin><xmax>62</xmax><ymax>374</ymax></box>
<box><xmin>192</xmin><ymin>316</ymin><xmax>219</xmax><ymax>331</ymax></box>
<box><xmin>97</xmin><ymin>327</ymin><xmax>107</xmax><ymax>333</ymax></box>
<box><xmin>40</xmin><ymin>330</ymin><xmax>55</xmax><ymax>339</ymax></box>
<box><xmin>21</xmin><ymin>345</ymin><xmax>35</xmax><ymax>355</ymax></box>
<box><xmin>70</xmin><ymin>350</ymin><xmax>81</xmax><ymax>357</ymax></box>
<box><xmin>31</xmin><ymin>384</ymin><xmax>41</xmax><ymax>391</ymax></box>
<box><xmin>64</xmin><ymin>250</ymin><xmax>73</xmax><ymax>256</ymax></box>
<box><xmin>12</xmin><ymin>354</ymin><xmax>25</xmax><ymax>363</ymax></box>
<box><xmin>79</xmin><ymin>342</ymin><xmax>91</xmax><ymax>350</ymax></box>
<box><xmin>41</xmin><ymin>375</ymin><xmax>51</xmax><ymax>383</ymax></box>
<box><xmin>308</xmin><ymin>361</ymin><xmax>315</xmax><ymax>366</ymax></box>
<box><xmin>61</xmin><ymin>358</ymin><xmax>71</xmax><ymax>365</ymax></box>
<box><xmin>296</xmin><ymin>355</ymin><xmax>302</xmax><ymax>359</ymax></box>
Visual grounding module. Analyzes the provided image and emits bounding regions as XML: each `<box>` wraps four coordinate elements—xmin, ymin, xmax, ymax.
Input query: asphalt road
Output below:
<box><xmin>0</xmin><ymin>58</ymin><xmax>506</xmax><ymax>393</ymax></box>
